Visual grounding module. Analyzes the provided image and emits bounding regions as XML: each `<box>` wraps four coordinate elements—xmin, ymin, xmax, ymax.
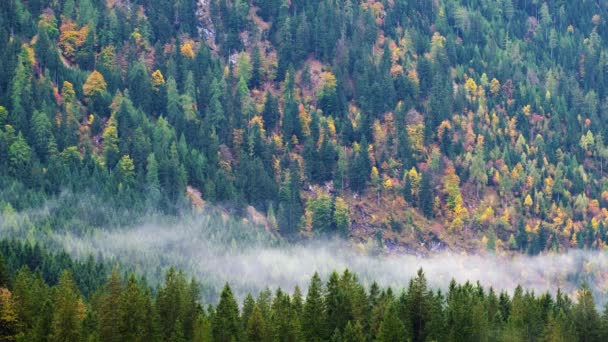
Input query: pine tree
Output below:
<box><xmin>50</xmin><ymin>271</ymin><xmax>85</xmax><ymax>342</ymax></box>
<box><xmin>278</xmin><ymin>163</ymin><xmax>303</xmax><ymax>237</ymax></box>
<box><xmin>326</xmin><ymin>271</ymin><xmax>353</xmax><ymax>334</ymax></box>
<box><xmin>0</xmin><ymin>254</ymin><xmax>9</xmax><ymax>288</ymax></box>
<box><xmin>246</xmin><ymin>305</ymin><xmax>267</xmax><ymax>342</ymax></box>
<box><xmin>376</xmin><ymin>302</ymin><xmax>406</xmax><ymax>342</ymax></box>
<box><xmin>119</xmin><ymin>273</ymin><xmax>156</xmax><ymax>342</ymax></box>
<box><xmin>419</xmin><ymin>172</ymin><xmax>434</xmax><ymax>218</ymax></box>
<box><xmin>250</xmin><ymin>45</ymin><xmax>263</xmax><ymax>88</ymax></box>
<box><xmin>342</xmin><ymin>321</ymin><xmax>365</xmax><ymax>342</ymax></box>
<box><xmin>212</xmin><ymin>284</ymin><xmax>241</xmax><ymax>342</ymax></box>
<box><xmin>404</xmin><ymin>269</ymin><xmax>434</xmax><ymax>342</ymax></box>
<box><xmin>97</xmin><ymin>269</ymin><xmax>124</xmax><ymax>342</ymax></box>
<box><xmin>146</xmin><ymin>153</ymin><xmax>162</xmax><ymax>206</ymax></box>
<box><xmin>349</xmin><ymin>139</ymin><xmax>371</xmax><ymax>193</ymax></box>
<box><xmin>572</xmin><ymin>283</ymin><xmax>601</xmax><ymax>342</ymax></box>
<box><xmin>8</xmin><ymin>132</ymin><xmax>31</xmax><ymax>178</ymax></box>
<box><xmin>262</xmin><ymin>92</ymin><xmax>279</xmax><ymax>133</ymax></box>
<box><xmin>30</xmin><ymin>110</ymin><xmax>54</xmax><ymax>162</ymax></box>
<box><xmin>303</xmin><ymin>273</ymin><xmax>327</xmax><ymax>341</ymax></box>
<box><xmin>157</xmin><ymin>268</ymin><xmax>189</xmax><ymax>340</ymax></box>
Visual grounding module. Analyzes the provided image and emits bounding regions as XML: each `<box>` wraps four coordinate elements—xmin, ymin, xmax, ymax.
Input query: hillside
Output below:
<box><xmin>2</xmin><ymin>0</ymin><xmax>608</xmax><ymax>254</ymax></box>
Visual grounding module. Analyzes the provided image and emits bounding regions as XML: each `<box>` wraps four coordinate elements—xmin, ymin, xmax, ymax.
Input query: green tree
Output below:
<box><xmin>349</xmin><ymin>139</ymin><xmax>371</xmax><ymax>193</ymax></box>
<box><xmin>307</xmin><ymin>192</ymin><xmax>333</xmax><ymax>234</ymax></box>
<box><xmin>116</xmin><ymin>155</ymin><xmax>136</xmax><ymax>191</ymax></box>
<box><xmin>278</xmin><ymin>164</ymin><xmax>304</xmax><ymax>236</ymax></box>
<box><xmin>419</xmin><ymin>172</ymin><xmax>434</xmax><ymax>218</ymax></box>
<box><xmin>30</xmin><ymin>110</ymin><xmax>54</xmax><ymax>161</ymax></box>
<box><xmin>119</xmin><ymin>273</ymin><xmax>156</xmax><ymax>342</ymax></box>
<box><xmin>246</xmin><ymin>305</ymin><xmax>267</xmax><ymax>342</ymax></box>
<box><xmin>103</xmin><ymin>117</ymin><xmax>120</xmax><ymax>169</ymax></box>
<box><xmin>0</xmin><ymin>255</ymin><xmax>8</xmax><ymax>288</ymax></box>
<box><xmin>343</xmin><ymin>321</ymin><xmax>365</xmax><ymax>342</ymax></box>
<box><xmin>333</xmin><ymin>197</ymin><xmax>350</xmax><ymax>237</ymax></box>
<box><xmin>303</xmin><ymin>273</ymin><xmax>327</xmax><ymax>341</ymax></box>
<box><xmin>250</xmin><ymin>45</ymin><xmax>263</xmax><ymax>88</ymax></box>
<box><xmin>8</xmin><ymin>132</ymin><xmax>31</xmax><ymax>177</ymax></box>
<box><xmin>262</xmin><ymin>92</ymin><xmax>279</xmax><ymax>133</ymax></box>
<box><xmin>50</xmin><ymin>271</ymin><xmax>84</xmax><ymax>342</ymax></box>
<box><xmin>376</xmin><ymin>302</ymin><xmax>406</xmax><ymax>342</ymax></box>
<box><xmin>97</xmin><ymin>269</ymin><xmax>124</xmax><ymax>342</ymax></box>
<box><xmin>572</xmin><ymin>283</ymin><xmax>601</xmax><ymax>342</ymax></box>
<box><xmin>213</xmin><ymin>284</ymin><xmax>241</xmax><ymax>342</ymax></box>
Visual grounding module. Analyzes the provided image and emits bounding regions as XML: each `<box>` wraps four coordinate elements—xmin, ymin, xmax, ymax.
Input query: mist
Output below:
<box><xmin>2</xmin><ymin>199</ymin><xmax>608</xmax><ymax>304</ymax></box>
<box><xmin>41</xmin><ymin>219</ymin><xmax>608</xmax><ymax>304</ymax></box>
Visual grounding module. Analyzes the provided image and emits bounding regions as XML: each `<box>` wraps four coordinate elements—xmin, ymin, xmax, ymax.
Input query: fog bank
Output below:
<box><xmin>2</xmin><ymin>202</ymin><xmax>607</xmax><ymax>304</ymax></box>
<box><xmin>56</xmin><ymin>221</ymin><xmax>608</xmax><ymax>304</ymax></box>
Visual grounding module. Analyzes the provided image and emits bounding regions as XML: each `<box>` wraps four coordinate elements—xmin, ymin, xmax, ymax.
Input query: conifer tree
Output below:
<box><xmin>97</xmin><ymin>269</ymin><xmax>124</xmax><ymax>342</ymax></box>
<box><xmin>212</xmin><ymin>284</ymin><xmax>241</xmax><ymax>342</ymax></box>
<box><xmin>303</xmin><ymin>273</ymin><xmax>327</xmax><ymax>341</ymax></box>
<box><xmin>376</xmin><ymin>302</ymin><xmax>406</xmax><ymax>342</ymax></box>
<box><xmin>50</xmin><ymin>271</ymin><xmax>85</xmax><ymax>342</ymax></box>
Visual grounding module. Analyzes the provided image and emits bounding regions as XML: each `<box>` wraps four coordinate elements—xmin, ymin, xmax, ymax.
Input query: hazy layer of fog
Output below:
<box><xmin>2</xmin><ymin>199</ymin><xmax>607</xmax><ymax>304</ymax></box>
<box><xmin>64</xmin><ymin>223</ymin><xmax>608</xmax><ymax>303</ymax></box>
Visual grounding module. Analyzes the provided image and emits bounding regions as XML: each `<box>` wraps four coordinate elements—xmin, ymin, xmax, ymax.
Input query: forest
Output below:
<box><xmin>3</xmin><ymin>0</ymin><xmax>608</xmax><ymax>340</ymax></box>
<box><xmin>0</xmin><ymin>0</ymin><xmax>608</xmax><ymax>254</ymax></box>
<box><xmin>1</xmin><ymin>241</ymin><xmax>608</xmax><ymax>342</ymax></box>
<box><xmin>3</xmin><ymin>0</ymin><xmax>608</xmax><ymax>253</ymax></box>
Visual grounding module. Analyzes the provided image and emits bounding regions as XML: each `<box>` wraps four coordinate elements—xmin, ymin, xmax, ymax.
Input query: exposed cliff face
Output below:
<box><xmin>196</xmin><ymin>0</ymin><xmax>215</xmax><ymax>43</ymax></box>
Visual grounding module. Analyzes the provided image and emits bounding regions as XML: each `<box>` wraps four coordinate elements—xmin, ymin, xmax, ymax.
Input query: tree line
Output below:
<box><xmin>0</xmin><ymin>240</ymin><xmax>607</xmax><ymax>341</ymax></box>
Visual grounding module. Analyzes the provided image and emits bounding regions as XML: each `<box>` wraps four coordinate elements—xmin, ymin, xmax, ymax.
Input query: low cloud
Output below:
<box><xmin>2</xmin><ymin>203</ymin><xmax>607</xmax><ymax>304</ymax></box>
<box><xmin>55</xmin><ymin>220</ymin><xmax>608</xmax><ymax>304</ymax></box>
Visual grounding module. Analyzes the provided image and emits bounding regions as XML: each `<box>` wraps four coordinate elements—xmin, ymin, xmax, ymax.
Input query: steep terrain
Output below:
<box><xmin>2</xmin><ymin>0</ymin><xmax>608</xmax><ymax>255</ymax></box>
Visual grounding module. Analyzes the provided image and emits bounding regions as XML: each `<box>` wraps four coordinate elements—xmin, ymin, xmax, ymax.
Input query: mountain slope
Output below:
<box><xmin>2</xmin><ymin>0</ymin><xmax>608</xmax><ymax>254</ymax></box>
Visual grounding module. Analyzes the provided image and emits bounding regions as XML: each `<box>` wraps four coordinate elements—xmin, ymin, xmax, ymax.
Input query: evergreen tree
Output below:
<box><xmin>349</xmin><ymin>139</ymin><xmax>371</xmax><ymax>193</ymax></box>
<box><xmin>0</xmin><ymin>252</ymin><xmax>9</xmax><ymax>288</ymax></box>
<box><xmin>419</xmin><ymin>172</ymin><xmax>434</xmax><ymax>218</ymax></box>
<box><xmin>303</xmin><ymin>273</ymin><xmax>327</xmax><ymax>341</ymax></box>
<box><xmin>246</xmin><ymin>305</ymin><xmax>267</xmax><ymax>342</ymax></box>
<box><xmin>376</xmin><ymin>302</ymin><xmax>406</xmax><ymax>342</ymax></box>
<box><xmin>50</xmin><ymin>271</ymin><xmax>84</xmax><ymax>342</ymax></box>
<box><xmin>278</xmin><ymin>163</ymin><xmax>304</xmax><ymax>237</ymax></box>
<box><xmin>213</xmin><ymin>284</ymin><xmax>241</xmax><ymax>342</ymax></box>
<box><xmin>342</xmin><ymin>321</ymin><xmax>365</xmax><ymax>342</ymax></box>
<box><xmin>97</xmin><ymin>269</ymin><xmax>124</xmax><ymax>342</ymax></box>
<box><xmin>572</xmin><ymin>283</ymin><xmax>601</xmax><ymax>342</ymax></box>
<box><xmin>262</xmin><ymin>92</ymin><xmax>279</xmax><ymax>133</ymax></box>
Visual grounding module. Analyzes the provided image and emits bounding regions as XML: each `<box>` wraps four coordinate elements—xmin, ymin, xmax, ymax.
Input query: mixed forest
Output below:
<box><xmin>4</xmin><ymin>0</ymin><xmax>608</xmax><ymax>340</ymax></box>
<box><xmin>3</xmin><ymin>0</ymin><xmax>608</xmax><ymax>253</ymax></box>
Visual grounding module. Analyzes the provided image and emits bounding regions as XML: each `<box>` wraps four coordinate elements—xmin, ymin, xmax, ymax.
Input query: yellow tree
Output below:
<box><xmin>443</xmin><ymin>165</ymin><xmax>468</xmax><ymax>229</ymax></box>
<box><xmin>58</xmin><ymin>20</ymin><xmax>88</xmax><ymax>62</ymax></box>
<box><xmin>181</xmin><ymin>41</ymin><xmax>195</xmax><ymax>58</ymax></box>
<box><xmin>0</xmin><ymin>288</ymin><xmax>20</xmax><ymax>341</ymax></box>
<box><xmin>371</xmin><ymin>166</ymin><xmax>381</xmax><ymax>204</ymax></box>
<box><xmin>490</xmin><ymin>78</ymin><xmax>501</xmax><ymax>96</ymax></box>
<box><xmin>151</xmin><ymin>69</ymin><xmax>165</xmax><ymax>90</ymax></box>
<box><xmin>83</xmin><ymin>70</ymin><xmax>107</xmax><ymax>98</ymax></box>
<box><xmin>102</xmin><ymin>117</ymin><xmax>119</xmax><ymax>168</ymax></box>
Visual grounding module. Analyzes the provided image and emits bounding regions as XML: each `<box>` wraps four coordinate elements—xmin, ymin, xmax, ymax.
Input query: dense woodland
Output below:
<box><xmin>0</xmin><ymin>241</ymin><xmax>607</xmax><ymax>342</ymax></box>
<box><xmin>4</xmin><ymin>1</ymin><xmax>608</xmax><ymax>254</ymax></box>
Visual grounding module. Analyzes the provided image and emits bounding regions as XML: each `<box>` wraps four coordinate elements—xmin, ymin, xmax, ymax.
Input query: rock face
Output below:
<box><xmin>196</xmin><ymin>0</ymin><xmax>215</xmax><ymax>42</ymax></box>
